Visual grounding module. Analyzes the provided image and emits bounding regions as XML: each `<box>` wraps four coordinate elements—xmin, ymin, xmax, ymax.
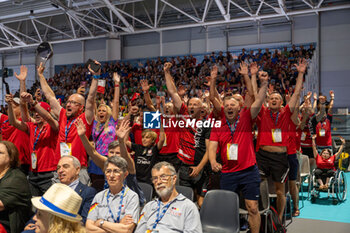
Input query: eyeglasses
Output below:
<box><xmin>66</xmin><ymin>100</ymin><xmax>82</xmax><ymax>105</ymax></box>
<box><xmin>105</xmin><ymin>168</ymin><xmax>123</xmax><ymax>176</ymax></box>
<box><xmin>151</xmin><ymin>174</ymin><xmax>174</xmax><ymax>183</ymax></box>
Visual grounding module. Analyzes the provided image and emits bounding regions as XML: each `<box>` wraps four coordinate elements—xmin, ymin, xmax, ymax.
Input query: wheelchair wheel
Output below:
<box><xmin>336</xmin><ymin>171</ymin><xmax>347</xmax><ymax>202</ymax></box>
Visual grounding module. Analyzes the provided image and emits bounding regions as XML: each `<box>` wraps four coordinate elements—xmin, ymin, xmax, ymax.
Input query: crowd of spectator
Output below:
<box><xmin>2</xmin><ymin>43</ymin><xmax>337</xmax><ymax>233</ymax></box>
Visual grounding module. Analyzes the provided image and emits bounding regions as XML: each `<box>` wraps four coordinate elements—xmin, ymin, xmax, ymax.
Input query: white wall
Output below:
<box><xmin>320</xmin><ymin>9</ymin><xmax>350</xmax><ymax>108</ymax></box>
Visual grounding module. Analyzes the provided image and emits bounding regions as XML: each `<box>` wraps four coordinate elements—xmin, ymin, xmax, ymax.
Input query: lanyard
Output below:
<box><xmin>33</xmin><ymin>125</ymin><xmax>45</xmax><ymax>151</ymax></box>
<box><xmin>65</xmin><ymin>119</ymin><xmax>76</xmax><ymax>142</ymax></box>
<box><xmin>226</xmin><ymin>115</ymin><xmax>240</xmax><ymax>143</ymax></box>
<box><xmin>152</xmin><ymin>199</ymin><xmax>176</xmax><ymax>230</ymax></box>
<box><xmin>270</xmin><ymin>111</ymin><xmax>279</xmax><ymax>127</ymax></box>
<box><xmin>106</xmin><ymin>186</ymin><xmax>126</xmax><ymax>223</ymax></box>
<box><xmin>0</xmin><ymin>119</ymin><xmax>9</xmax><ymax>133</ymax></box>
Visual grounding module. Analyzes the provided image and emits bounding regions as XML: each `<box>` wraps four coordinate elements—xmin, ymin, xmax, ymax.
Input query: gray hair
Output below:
<box><xmin>104</xmin><ymin>156</ymin><xmax>128</xmax><ymax>173</ymax></box>
<box><xmin>152</xmin><ymin>162</ymin><xmax>176</xmax><ymax>175</ymax></box>
<box><xmin>60</xmin><ymin>155</ymin><xmax>81</xmax><ymax>169</ymax></box>
<box><xmin>108</xmin><ymin>141</ymin><xmax>120</xmax><ymax>151</ymax></box>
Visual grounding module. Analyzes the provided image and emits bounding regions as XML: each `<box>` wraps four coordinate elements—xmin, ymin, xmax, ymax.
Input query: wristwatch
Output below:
<box><xmin>99</xmin><ymin>220</ymin><xmax>104</xmax><ymax>228</ymax></box>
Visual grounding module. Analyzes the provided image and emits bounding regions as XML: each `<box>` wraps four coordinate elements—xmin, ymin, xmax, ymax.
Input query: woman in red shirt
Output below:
<box><xmin>312</xmin><ymin>135</ymin><xmax>345</xmax><ymax>191</ymax></box>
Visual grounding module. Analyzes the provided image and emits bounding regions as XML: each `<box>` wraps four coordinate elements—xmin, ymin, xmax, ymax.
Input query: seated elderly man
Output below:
<box><xmin>86</xmin><ymin>156</ymin><xmax>140</xmax><ymax>233</ymax></box>
<box><xmin>22</xmin><ymin>155</ymin><xmax>96</xmax><ymax>232</ymax></box>
<box><xmin>135</xmin><ymin>162</ymin><xmax>202</xmax><ymax>233</ymax></box>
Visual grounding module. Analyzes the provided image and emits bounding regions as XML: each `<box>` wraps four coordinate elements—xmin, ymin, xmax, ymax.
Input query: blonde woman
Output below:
<box><xmin>32</xmin><ymin>183</ymin><xmax>85</xmax><ymax>233</ymax></box>
<box><xmin>89</xmin><ymin>72</ymin><xmax>120</xmax><ymax>183</ymax></box>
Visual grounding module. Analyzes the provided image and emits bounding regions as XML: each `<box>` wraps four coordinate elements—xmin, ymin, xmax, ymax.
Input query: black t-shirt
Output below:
<box><xmin>132</xmin><ymin>143</ymin><xmax>159</xmax><ymax>184</ymax></box>
<box><xmin>193</xmin><ymin>121</ymin><xmax>211</xmax><ymax>165</ymax></box>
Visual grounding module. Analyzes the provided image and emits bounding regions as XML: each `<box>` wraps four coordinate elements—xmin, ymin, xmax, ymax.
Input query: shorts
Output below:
<box><xmin>178</xmin><ymin>163</ymin><xmax>209</xmax><ymax>197</ymax></box>
<box><xmin>301</xmin><ymin>147</ymin><xmax>314</xmax><ymax>159</ymax></box>
<box><xmin>314</xmin><ymin>168</ymin><xmax>335</xmax><ymax>180</ymax></box>
<box><xmin>220</xmin><ymin>165</ymin><xmax>261</xmax><ymax>201</ymax></box>
<box><xmin>288</xmin><ymin>154</ymin><xmax>299</xmax><ymax>181</ymax></box>
<box><xmin>256</xmin><ymin>149</ymin><xmax>289</xmax><ymax>183</ymax></box>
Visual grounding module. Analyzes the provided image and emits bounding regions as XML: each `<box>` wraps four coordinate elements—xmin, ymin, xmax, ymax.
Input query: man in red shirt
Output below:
<box><xmin>256</xmin><ymin>58</ymin><xmax>308</xmax><ymax>220</ymax></box>
<box><xmin>5</xmin><ymin>92</ymin><xmax>59</xmax><ymax>196</ymax></box>
<box><xmin>37</xmin><ymin>62</ymin><xmax>98</xmax><ymax>185</ymax></box>
<box><xmin>164</xmin><ymin>62</ymin><xmax>210</xmax><ymax>207</ymax></box>
<box><xmin>209</xmin><ymin>71</ymin><xmax>268</xmax><ymax>233</ymax></box>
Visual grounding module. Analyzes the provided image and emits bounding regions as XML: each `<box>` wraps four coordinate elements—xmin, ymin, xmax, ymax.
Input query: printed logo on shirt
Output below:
<box><xmin>169</xmin><ymin>207</ymin><xmax>182</xmax><ymax>217</ymax></box>
<box><xmin>143</xmin><ymin>111</ymin><xmax>161</xmax><ymax>129</ymax></box>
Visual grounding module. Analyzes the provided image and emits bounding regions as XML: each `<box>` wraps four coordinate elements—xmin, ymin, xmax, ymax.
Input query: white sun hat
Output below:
<box><xmin>31</xmin><ymin>183</ymin><xmax>82</xmax><ymax>222</ymax></box>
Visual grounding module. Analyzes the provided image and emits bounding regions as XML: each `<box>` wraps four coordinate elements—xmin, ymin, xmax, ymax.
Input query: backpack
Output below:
<box><xmin>338</xmin><ymin>152</ymin><xmax>349</xmax><ymax>171</ymax></box>
<box><xmin>260</xmin><ymin>206</ymin><xmax>287</xmax><ymax>233</ymax></box>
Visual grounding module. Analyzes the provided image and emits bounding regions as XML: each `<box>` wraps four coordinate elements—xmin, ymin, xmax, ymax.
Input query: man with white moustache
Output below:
<box><xmin>135</xmin><ymin>162</ymin><xmax>202</xmax><ymax>233</ymax></box>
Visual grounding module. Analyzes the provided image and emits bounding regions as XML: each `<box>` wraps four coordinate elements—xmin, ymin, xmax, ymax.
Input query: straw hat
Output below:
<box><xmin>31</xmin><ymin>183</ymin><xmax>82</xmax><ymax>222</ymax></box>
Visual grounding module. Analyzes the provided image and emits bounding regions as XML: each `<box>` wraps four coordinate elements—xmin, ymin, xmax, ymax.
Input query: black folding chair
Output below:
<box><xmin>176</xmin><ymin>185</ymin><xmax>194</xmax><ymax>201</ymax></box>
<box><xmin>138</xmin><ymin>182</ymin><xmax>153</xmax><ymax>203</ymax></box>
<box><xmin>200</xmin><ymin>190</ymin><xmax>240</xmax><ymax>233</ymax></box>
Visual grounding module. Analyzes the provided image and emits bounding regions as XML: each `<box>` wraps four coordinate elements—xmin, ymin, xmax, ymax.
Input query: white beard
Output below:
<box><xmin>155</xmin><ymin>185</ymin><xmax>173</xmax><ymax>198</ymax></box>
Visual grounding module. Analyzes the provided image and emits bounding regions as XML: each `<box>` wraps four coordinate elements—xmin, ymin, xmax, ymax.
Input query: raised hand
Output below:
<box><xmin>211</xmin><ymin>65</ymin><xmax>218</xmax><ymax>79</ymax></box>
<box><xmin>311</xmin><ymin>134</ymin><xmax>317</xmax><ymax>141</ymax></box>
<box><xmin>294</xmin><ymin>58</ymin><xmax>308</xmax><ymax>74</ymax></box>
<box><xmin>313</xmin><ymin>92</ymin><xmax>318</xmax><ymax>101</ymax></box>
<box><xmin>21</xmin><ymin>92</ymin><xmax>34</xmax><ymax>104</ymax></box>
<box><xmin>37</xmin><ymin>62</ymin><xmax>45</xmax><ymax>76</ymax></box>
<box><xmin>258</xmin><ymin>70</ymin><xmax>269</xmax><ymax>83</ymax></box>
<box><xmin>306</xmin><ymin>91</ymin><xmax>312</xmax><ymax>100</ymax></box>
<box><xmin>338</xmin><ymin>136</ymin><xmax>346</xmax><ymax>145</ymax></box>
<box><xmin>163</xmin><ymin>62</ymin><xmax>172</xmax><ymax>73</ymax></box>
<box><xmin>14</xmin><ymin>65</ymin><xmax>28</xmax><ymax>81</ymax></box>
<box><xmin>250</xmin><ymin>62</ymin><xmax>260</xmax><ymax>75</ymax></box>
<box><xmin>116</xmin><ymin>120</ymin><xmax>131</xmax><ymax>140</ymax></box>
<box><xmin>5</xmin><ymin>94</ymin><xmax>13</xmax><ymax>104</ymax></box>
<box><xmin>113</xmin><ymin>72</ymin><xmax>121</xmax><ymax>83</ymax></box>
<box><xmin>238</xmin><ymin>62</ymin><xmax>249</xmax><ymax>76</ymax></box>
<box><xmin>74</xmin><ymin>118</ymin><xmax>86</xmax><ymax>136</ymax></box>
<box><xmin>329</xmin><ymin>90</ymin><xmax>334</xmax><ymax>99</ymax></box>
<box><xmin>140</xmin><ymin>79</ymin><xmax>150</xmax><ymax>92</ymax></box>
<box><xmin>156</xmin><ymin>96</ymin><xmax>161</xmax><ymax>105</ymax></box>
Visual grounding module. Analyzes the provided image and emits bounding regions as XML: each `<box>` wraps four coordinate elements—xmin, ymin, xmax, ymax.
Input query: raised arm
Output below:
<box><xmin>238</xmin><ymin>62</ymin><xmax>254</xmax><ymax>107</ymax></box>
<box><xmin>249</xmin><ymin>62</ymin><xmax>260</xmax><ymax>99</ymax></box>
<box><xmin>112</xmin><ymin>72</ymin><xmax>121</xmax><ymax>121</ymax></box>
<box><xmin>288</xmin><ymin>58</ymin><xmax>307</xmax><ymax>112</ymax></box>
<box><xmin>85</xmin><ymin>61</ymin><xmax>100</xmax><ymax>124</ymax></box>
<box><xmin>5</xmin><ymin>94</ymin><xmax>28</xmax><ymax>133</ymax></box>
<box><xmin>312</xmin><ymin>92</ymin><xmax>317</xmax><ymax>113</ymax></box>
<box><xmin>328</xmin><ymin>90</ymin><xmax>334</xmax><ymax>115</ymax></box>
<box><xmin>116</xmin><ymin>120</ymin><xmax>136</xmax><ymax>174</ymax></box>
<box><xmin>311</xmin><ymin>134</ymin><xmax>318</xmax><ymax>159</ymax></box>
<box><xmin>334</xmin><ymin>136</ymin><xmax>346</xmax><ymax>160</ymax></box>
<box><xmin>75</xmin><ymin>118</ymin><xmax>107</xmax><ymax>169</ymax></box>
<box><xmin>164</xmin><ymin>62</ymin><xmax>182</xmax><ymax>111</ymax></box>
<box><xmin>140</xmin><ymin>79</ymin><xmax>156</xmax><ymax>112</ymax></box>
<box><xmin>15</xmin><ymin>65</ymin><xmax>32</xmax><ymax>123</ymax></box>
<box><xmin>21</xmin><ymin>92</ymin><xmax>59</xmax><ymax>132</ymax></box>
<box><xmin>157</xmin><ymin>120</ymin><xmax>165</xmax><ymax>150</ymax></box>
<box><xmin>209</xmin><ymin>66</ymin><xmax>222</xmax><ymax>113</ymax></box>
<box><xmin>37</xmin><ymin>63</ymin><xmax>62</xmax><ymax>118</ymax></box>
<box><xmin>250</xmin><ymin>71</ymin><xmax>268</xmax><ymax>119</ymax></box>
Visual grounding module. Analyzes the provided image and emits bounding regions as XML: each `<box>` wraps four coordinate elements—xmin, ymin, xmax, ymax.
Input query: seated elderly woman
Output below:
<box><xmin>0</xmin><ymin>141</ymin><xmax>32</xmax><ymax>233</ymax></box>
<box><xmin>86</xmin><ymin>156</ymin><xmax>140</xmax><ymax>233</ymax></box>
<box><xmin>31</xmin><ymin>183</ymin><xmax>85</xmax><ymax>233</ymax></box>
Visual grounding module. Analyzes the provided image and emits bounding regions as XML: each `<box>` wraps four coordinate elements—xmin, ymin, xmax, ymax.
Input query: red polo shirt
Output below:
<box><xmin>56</xmin><ymin>108</ymin><xmax>92</xmax><ymax>167</ymax></box>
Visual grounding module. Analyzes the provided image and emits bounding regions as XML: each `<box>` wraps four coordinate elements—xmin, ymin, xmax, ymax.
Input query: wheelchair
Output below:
<box><xmin>309</xmin><ymin>169</ymin><xmax>347</xmax><ymax>204</ymax></box>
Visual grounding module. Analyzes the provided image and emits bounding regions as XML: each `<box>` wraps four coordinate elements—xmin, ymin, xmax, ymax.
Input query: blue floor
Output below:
<box><xmin>297</xmin><ymin>172</ymin><xmax>350</xmax><ymax>223</ymax></box>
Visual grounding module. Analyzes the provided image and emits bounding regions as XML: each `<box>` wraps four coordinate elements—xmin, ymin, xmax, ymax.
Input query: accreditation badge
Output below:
<box><xmin>319</xmin><ymin>129</ymin><xmax>326</xmax><ymax>137</ymax></box>
<box><xmin>60</xmin><ymin>142</ymin><xmax>72</xmax><ymax>156</ymax></box>
<box><xmin>272</xmin><ymin>129</ymin><xmax>282</xmax><ymax>143</ymax></box>
<box><xmin>31</xmin><ymin>152</ymin><xmax>37</xmax><ymax>170</ymax></box>
<box><xmin>146</xmin><ymin>230</ymin><xmax>159</xmax><ymax>233</ymax></box>
<box><xmin>227</xmin><ymin>143</ymin><xmax>238</xmax><ymax>160</ymax></box>
<box><xmin>301</xmin><ymin>132</ymin><xmax>306</xmax><ymax>141</ymax></box>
